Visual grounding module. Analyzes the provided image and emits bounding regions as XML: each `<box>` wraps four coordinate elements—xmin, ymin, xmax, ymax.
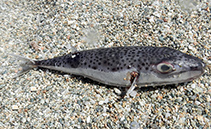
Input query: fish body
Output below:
<box><xmin>28</xmin><ymin>46</ymin><xmax>205</xmax><ymax>87</ymax></box>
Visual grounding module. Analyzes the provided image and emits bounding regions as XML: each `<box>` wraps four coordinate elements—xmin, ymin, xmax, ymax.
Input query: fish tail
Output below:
<box><xmin>8</xmin><ymin>53</ymin><xmax>37</xmax><ymax>78</ymax></box>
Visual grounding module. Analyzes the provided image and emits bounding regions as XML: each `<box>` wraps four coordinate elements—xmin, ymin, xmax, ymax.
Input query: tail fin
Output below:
<box><xmin>8</xmin><ymin>53</ymin><xmax>37</xmax><ymax>78</ymax></box>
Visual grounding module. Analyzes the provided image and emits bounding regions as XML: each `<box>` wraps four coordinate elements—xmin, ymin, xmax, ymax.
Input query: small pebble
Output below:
<box><xmin>191</xmin><ymin>84</ymin><xmax>196</xmax><ymax>89</ymax></box>
<box><xmin>114</xmin><ymin>88</ymin><xmax>122</xmax><ymax>95</ymax></box>
<box><xmin>130</xmin><ymin>121</ymin><xmax>140</xmax><ymax>129</ymax></box>
<box><xmin>30</xmin><ymin>86</ymin><xmax>37</xmax><ymax>92</ymax></box>
<box><xmin>99</xmin><ymin>101</ymin><xmax>104</xmax><ymax>105</ymax></box>
<box><xmin>87</xmin><ymin>116</ymin><xmax>91</xmax><ymax>123</ymax></box>
<box><xmin>12</xmin><ymin>105</ymin><xmax>19</xmax><ymax>110</ymax></box>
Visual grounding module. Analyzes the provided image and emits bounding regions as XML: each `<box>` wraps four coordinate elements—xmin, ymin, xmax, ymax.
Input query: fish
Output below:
<box><xmin>11</xmin><ymin>46</ymin><xmax>206</xmax><ymax>95</ymax></box>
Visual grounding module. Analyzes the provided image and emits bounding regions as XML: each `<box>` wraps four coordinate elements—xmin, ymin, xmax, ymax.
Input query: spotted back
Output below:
<box><xmin>75</xmin><ymin>46</ymin><xmax>182</xmax><ymax>72</ymax></box>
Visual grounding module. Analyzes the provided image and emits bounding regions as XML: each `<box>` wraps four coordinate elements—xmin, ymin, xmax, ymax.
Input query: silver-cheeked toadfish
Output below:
<box><xmin>11</xmin><ymin>46</ymin><xmax>206</xmax><ymax>95</ymax></box>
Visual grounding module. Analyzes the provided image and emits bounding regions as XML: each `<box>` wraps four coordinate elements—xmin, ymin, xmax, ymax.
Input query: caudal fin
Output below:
<box><xmin>8</xmin><ymin>53</ymin><xmax>37</xmax><ymax>78</ymax></box>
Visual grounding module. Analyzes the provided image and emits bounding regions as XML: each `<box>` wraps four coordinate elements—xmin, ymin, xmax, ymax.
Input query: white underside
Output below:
<box><xmin>38</xmin><ymin>65</ymin><xmax>203</xmax><ymax>87</ymax></box>
<box><xmin>39</xmin><ymin>65</ymin><xmax>136</xmax><ymax>87</ymax></box>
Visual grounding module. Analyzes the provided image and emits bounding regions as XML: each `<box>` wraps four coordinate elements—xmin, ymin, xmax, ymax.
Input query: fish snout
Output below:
<box><xmin>189</xmin><ymin>61</ymin><xmax>205</xmax><ymax>73</ymax></box>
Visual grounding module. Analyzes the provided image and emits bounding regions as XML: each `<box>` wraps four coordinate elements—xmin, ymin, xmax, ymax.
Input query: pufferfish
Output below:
<box><xmin>10</xmin><ymin>46</ymin><xmax>206</xmax><ymax>96</ymax></box>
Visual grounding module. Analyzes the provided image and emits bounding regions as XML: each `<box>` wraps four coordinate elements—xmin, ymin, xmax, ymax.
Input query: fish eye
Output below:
<box><xmin>157</xmin><ymin>62</ymin><xmax>174</xmax><ymax>73</ymax></box>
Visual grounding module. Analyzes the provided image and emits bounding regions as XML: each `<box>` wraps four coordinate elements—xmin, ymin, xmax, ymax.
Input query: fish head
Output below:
<box><xmin>138</xmin><ymin>53</ymin><xmax>206</xmax><ymax>86</ymax></box>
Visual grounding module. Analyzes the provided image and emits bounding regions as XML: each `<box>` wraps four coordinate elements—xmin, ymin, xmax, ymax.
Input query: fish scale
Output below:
<box><xmin>13</xmin><ymin>46</ymin><xmax>205</xmax><ymax>88</ymax></box>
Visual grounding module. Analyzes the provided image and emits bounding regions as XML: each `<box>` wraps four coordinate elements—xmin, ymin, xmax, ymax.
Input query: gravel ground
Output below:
<box><xmin>0</xmin><ymin>0</ymin><xmax>211</xmax><ymax>128</ymax></box>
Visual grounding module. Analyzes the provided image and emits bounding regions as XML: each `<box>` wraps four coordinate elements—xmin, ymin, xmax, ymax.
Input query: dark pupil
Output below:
<box><xmin>161</xmin><ymin>65</ymin><xmax>170</xmax><ymax>71</ymax></box>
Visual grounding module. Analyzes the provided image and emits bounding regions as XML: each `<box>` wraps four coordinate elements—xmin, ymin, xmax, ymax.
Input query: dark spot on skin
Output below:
<box><xmin>112</xmin><ymin>68</ymin><xmax>116</xmax><ymax>71</ymax></box>
<box><xmin>142</xmin><ymin>63</ymin><xmax>145</xmax><ymax>66</ymax></box>
<box><xmin>57</xmin><ymin>62</ymin><xmax>61</xmax><ymax>66</ymax></box>
<box><xmin>108</xmin><ymin>62</ymin><xmax>112</xmax><ymax>66</ymax></box>
<box><xmin>145</xmin><ymin>67</ymin><xmax>149</xmax><ymax>70</ymax></box>
<box><xmin>92</xmin><ymin>66</ymin><xmax>97</xmax><ymax>70</ymax></box>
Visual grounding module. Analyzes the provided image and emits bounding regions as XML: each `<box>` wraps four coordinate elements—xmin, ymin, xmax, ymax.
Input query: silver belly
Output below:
<box><xmin>38</xmin><ymin>65</ymin><xmax>138</xmax><ymax>87</ymax></box>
